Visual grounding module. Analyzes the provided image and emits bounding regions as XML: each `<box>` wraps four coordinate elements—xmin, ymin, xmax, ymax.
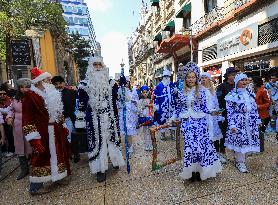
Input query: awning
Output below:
<box><xmin>153</xmin><ymin>33</ymin><xmax>162</xmax><ymax>41</ymax></box>
<box><xmin>156</xmin><ymin>34</ymin><xmax>197</xmax><ymax>54</ymax></box>
<box><xmin>176</xmin><ymin>3</ymin><xmax>191</xmax><ymax>18</ymax></box>
<box><xmin>150</xmin><ymin>0</ymin><xmax>159</xmax><ymax>7</ymax></box>
<box><xmin>163</xmin><ymin>20</ymin><xmax>175</xmax><ymax>31</ymax></box>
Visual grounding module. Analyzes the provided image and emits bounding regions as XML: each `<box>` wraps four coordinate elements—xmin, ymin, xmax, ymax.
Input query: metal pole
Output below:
<box><xmin>190</xmin><ymin>30</ymin><xmax>193</xmax><ymax>62</ymax></box>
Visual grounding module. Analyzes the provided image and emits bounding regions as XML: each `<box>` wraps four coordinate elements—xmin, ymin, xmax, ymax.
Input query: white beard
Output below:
<box><xmin>85</xmin><ymin>67</ymin><xmax>111</xmax><ymax>111</ymax></box>
<box><xmin>162</xmin><ymin>77</ymin><xmax>170</xmax><ymax>86</ymax></box>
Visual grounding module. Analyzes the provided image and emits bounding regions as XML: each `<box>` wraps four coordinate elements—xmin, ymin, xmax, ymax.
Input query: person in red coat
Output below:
<box><xmin>253</xmin><ymin>76</ymin><xmax>271</xmax><ymax>129</ymax></box>
<box><xmin>22</xmin><ymin>67</ymin><xmax>70</xmax><ymax>195</ymax></box>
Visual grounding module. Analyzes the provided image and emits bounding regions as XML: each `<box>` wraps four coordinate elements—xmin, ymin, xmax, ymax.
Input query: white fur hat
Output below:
<box><xmin>234</xmin><ymin>73</ymin><xmax>248</xmax><ymax>88</ymax></box>
<box><xmin>200</xmin><ymin>72</ymin><xmax>212</xmax><ymax>80</ymax></box>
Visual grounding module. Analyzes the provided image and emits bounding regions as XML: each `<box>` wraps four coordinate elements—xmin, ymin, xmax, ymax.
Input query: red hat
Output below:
<box><xmin>31</xmin><ymin>67</ymin><xmax>51</xmax><ymax>84</ymax></box>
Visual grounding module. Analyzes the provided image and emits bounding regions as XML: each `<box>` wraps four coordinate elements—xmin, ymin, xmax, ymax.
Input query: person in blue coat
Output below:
<box><xmin>153</xmin><ymin>67</ymin><xmax>177</xmax><ymax>140</ymax></box>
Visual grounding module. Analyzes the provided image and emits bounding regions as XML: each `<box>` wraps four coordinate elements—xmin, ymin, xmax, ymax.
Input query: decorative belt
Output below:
<box><xmin>97</xmin><ymin>108</ymin><xmax>110</xmax><ymax>114</ymax></box>
<box><xmin>48</xmin><ymin>122</ymin><xmax>56</xmax><ymax>125</ymax></box>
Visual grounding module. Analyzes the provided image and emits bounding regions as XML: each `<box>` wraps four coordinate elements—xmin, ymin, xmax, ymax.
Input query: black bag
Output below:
<box><xmin>71</xmin><ymin>129</ymin><xmax>88</xmax><ymax>154</ymax></box>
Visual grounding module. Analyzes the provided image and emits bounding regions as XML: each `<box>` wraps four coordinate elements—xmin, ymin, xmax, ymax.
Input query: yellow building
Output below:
<box><xmin>39</xmin><ymin>31</ymin><xmax>58</xmax><ymax>76</ymax></box>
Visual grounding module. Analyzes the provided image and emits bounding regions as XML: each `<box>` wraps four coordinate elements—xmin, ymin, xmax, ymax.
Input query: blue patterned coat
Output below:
<box><xmin>225</xmin><ymin>88</ymin><xmax>261</xmax><ymax>154</ymax></box>
<box><xmin>153</xmin><ymin>82</ymin><xmax>176</xmax><ymax>125</ymax></box>
<box><xmin>174</xmin><ymin>87</ymin><xmax>221</xmax><ymax>180</ymax></box>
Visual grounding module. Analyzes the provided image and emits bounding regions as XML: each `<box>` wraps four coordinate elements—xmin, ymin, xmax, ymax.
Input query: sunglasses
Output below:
<box><xmin>93</xmin><ymin>63</ymin><xmax>102</xmax><ymax>66</ymax></box>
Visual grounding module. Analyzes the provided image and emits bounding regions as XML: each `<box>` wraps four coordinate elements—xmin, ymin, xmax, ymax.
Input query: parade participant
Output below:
<box><xmin>6</xmin><ymin>78</ymin><xmax>32</xmax><ymax>180</ymax></box>
<box><xmin>154</xmin><ymin>67</ymin><xmax>176</xmax><ymax>140</ymax></box>
<box><xmin>216</xmin><ymin>67</ymin><xmax>238</xmax><ymax>163</ymax></box>
<box><xmin>172</xmin><ymin>62</ymin><xmax>222</xmax><ymax>181</ymax></box>
<box><xmin>75</xmin><ymin>56</ymin><xmax>125</xmax><ymax>182</ymax></box>
<box><xmin>0</xmin><ymin>87</ymin><xmax>13</xmax><ymax>156</ymax></box>
<box><xmin>201</xmin><ymin>72</ymin><xmax>225</xmax><ymax>163</ymax></box>
<box><xmin>118</xmin><ymin>76</ymin><xmax>138</xmax><ymax>154</ymax></box>
<box><xmin>225</xmin><ymin>73</ymin><xmax>261</xmax><ymax>173</ymax></box>
<box><xmin>138</xmin><ymin>85</ymin><xmax>154</xmax><ymax>151</ymax></box>
<box><xmin>23</xmin><ymin>67</ymin><xmax>71</xmax><ymax>195</ymax></box>
<box><xmin>176</xmin><ymin>63</ymin><xmax>184</xmax><ymax>91</ymax></box>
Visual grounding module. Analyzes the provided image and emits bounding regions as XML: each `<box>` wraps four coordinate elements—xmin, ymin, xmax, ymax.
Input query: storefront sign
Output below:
<box><xmin>217</xmin><ymin>24</ymin><xmax>258</xmax><ymax>58</ymax></box>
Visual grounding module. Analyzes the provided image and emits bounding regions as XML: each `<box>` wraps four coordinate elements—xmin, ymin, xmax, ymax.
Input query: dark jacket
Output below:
<box><xmin>61</xmin><ymin>88</ymin><xmax>77</xmax><ymax>123</ymax></box>
<box><xmin>216</xmin><ymin>82</ymin><xmax>234</xmax><ymax>117</ymax></box>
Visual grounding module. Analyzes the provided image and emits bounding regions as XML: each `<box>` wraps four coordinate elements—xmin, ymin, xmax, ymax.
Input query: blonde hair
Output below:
<box><xmin>184</xmin><ymin>71</ymin><xmax>200</xmax><ymax>99</ymax></box>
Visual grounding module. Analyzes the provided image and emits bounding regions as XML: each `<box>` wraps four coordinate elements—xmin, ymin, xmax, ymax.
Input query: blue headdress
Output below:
<box><xmin>183</xmin><ymin>62</ymin><xmax>200</xmax><ymax>80</ymax></box>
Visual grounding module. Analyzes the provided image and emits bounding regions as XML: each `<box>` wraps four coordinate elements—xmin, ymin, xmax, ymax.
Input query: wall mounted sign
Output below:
<box><xmin>217</xmin><ymin>24</ymin><xmax>258</xmax><ymax>58</ymax></box>
<box><xmin>11</xmin><ymin>39</ymin><xmax>31</xmax><ymax>65</ymax></box>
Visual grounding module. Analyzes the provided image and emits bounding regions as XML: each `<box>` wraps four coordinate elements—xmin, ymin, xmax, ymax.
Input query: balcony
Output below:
<box><xmin>191</xmin><ymin>0</ymin><xmax>269</xmax><ymax>37</ymax></box>
<box><xmin>191</xmin><ymin>6</ymin><xmax>225</xmax><ymax>35</ymax></box>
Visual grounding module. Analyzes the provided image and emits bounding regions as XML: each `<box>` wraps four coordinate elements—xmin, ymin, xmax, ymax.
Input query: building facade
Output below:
<box><xmin>57</xmin><ymin>0</ymin><xmax>98</xmax><ymax>54</ymax></box>
<box><xmin>129</xmin><ymin>0</ymin><xmax>278</xmax><ymax>86</ymax></box>
<box><xmin>195</xmin><ymin>0</ymin><xmax>278</xmax><ymax>79</ymax></box>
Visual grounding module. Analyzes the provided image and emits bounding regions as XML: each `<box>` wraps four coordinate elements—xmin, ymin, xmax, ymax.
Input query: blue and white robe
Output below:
<box><xmin>75</xmin><ymin>80</ymin><xmax>125</xmax><ymax>174</ymax></box>
<box><xmin>173</xmin><ymin>87</ymin><xmax>222</xmax><ymax>180</ymax></box>
<box><xmin>153</xmin><ymin>82</ymin><xmax>176</xmax><ymax>126</ymax></box>
<box><xmin>118</xmin><ymin>88</ymin><xmax>138</xmax><ymax>137</ymax></box>
<box><xmin>225</xmin><ymin>88</ymin><xmax>261</xmax><ymax>154</ymax></box>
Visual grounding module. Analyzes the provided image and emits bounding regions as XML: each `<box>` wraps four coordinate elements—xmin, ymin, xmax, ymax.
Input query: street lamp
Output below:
<box><xmin>180</xmin><ymin>27</ymin><xmax>193</xmax><ymax>62</ymax></box>
<box><xmin>120</xmin><ymin>59</ymin><xmax>125</xmax><ymax>68</ymax></box>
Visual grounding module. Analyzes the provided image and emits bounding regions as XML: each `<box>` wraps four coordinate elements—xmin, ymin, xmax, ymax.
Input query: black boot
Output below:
<box><xmin>190</xmin><ymin>172</ymin><xmax>197</xmax><ymax>182</ymax></box>
<box><xmin>73</xmin><ymin>154</ymin><xmax>80</xmax><ymax>163</ymax></box>
<box><xmin>96</xmin><ymin>172</ymin><xmax>106</xmax><ymax>182</ymax></box>
<box><xmin>17</xmin><ymin>156</ymin><xmax>29</xmax><ymax>180</ymax></box>
<box><xmin>195</xmin><ymin>172</ymin><xmax>202</xmax><ymax>181</ymax></box>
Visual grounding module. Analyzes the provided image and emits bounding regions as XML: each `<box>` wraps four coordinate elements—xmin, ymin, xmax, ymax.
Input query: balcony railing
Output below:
<box><xmin>191</xmin><ymin>0</ymin><xmax>259</xmax><ymax>36</ymax></box>
<box><xmin>234</xmin><ymin>0</ymin><xmax>252</xmax><ymax>10</ymax></box>
<box><xmin>191</xmin><ymin>6</ymin><xmax>225</xmax><ymax>35</ymax></box>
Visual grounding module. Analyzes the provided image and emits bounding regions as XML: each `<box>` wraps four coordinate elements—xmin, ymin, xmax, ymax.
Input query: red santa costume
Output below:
<box><xmin>22</xmin><ymin>68</ymin><xmax>70</xmax><ymax>184</ymax></box>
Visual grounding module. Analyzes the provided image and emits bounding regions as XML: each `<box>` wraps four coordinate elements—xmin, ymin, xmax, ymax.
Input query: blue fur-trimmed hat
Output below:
<box><xmin>141</xmin><ymin>85</ymin><xmax>149</xmax><ymax>91</ymax></box>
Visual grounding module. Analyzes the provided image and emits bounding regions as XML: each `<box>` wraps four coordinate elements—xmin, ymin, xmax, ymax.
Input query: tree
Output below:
<box><xmin>69</xmin><ymin>32</ymin><xmax>92</xmax><ymax>80</ymax></box>
<box><xmin>0</xmin><ymin>0</ymin><xmax>67</xmax><ymax>78</ymax></box>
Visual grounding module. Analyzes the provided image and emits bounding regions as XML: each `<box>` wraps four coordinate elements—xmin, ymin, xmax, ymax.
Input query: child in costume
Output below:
<box><xmin>118</xmin><ymin>77</ymin><xmax>139</xmax><ymax>154</ymax></box>
<box><xmin>201</xmin><ymin>72</ymin><xmax>226</xmax><ymax>164</ymax></box>
<box><xmin>138</xmin><ymin>85</ymin><xmax>154</xmax><ymax>151</ymax></box>
<box><xmin>172</xmin><ymin>62</ymin><xmax>222</xmax><ymax>181</ymax></box>
<box><xmin>225</xmin><ymin>73</ymin><xmax>261</xmax><ymax>173</ymax></box>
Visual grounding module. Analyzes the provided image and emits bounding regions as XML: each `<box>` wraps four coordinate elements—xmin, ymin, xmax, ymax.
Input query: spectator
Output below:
<box><xmin>0</xmin><ymin>82</ymin><xmax>16</xmax><ymax>98</ymax></box>
<box><xmin>6</xmin><ymin>78</ymin><xmax>33</xmax><ymax>180</ymax></box>
<box><xmin>0</xmin><ymin>112</ymin><xmax>6</xmax><ymax>177</ymax></box>
<box><xmin>215</xmin><ymin>67</ymin><xmax>238</xmax><ymax>162</ymax></box>
<box><xmin>0</xmin><ymin>87</ymin><xmax>13</xmax><ymax>156</ymax></box>
<box><xmin>51</xmin><ymin>76</ymin><xmax>78</xmax><ymax>162</ymax></box>
<box><xmin>253</xmin><ymin>76</ymin><xmax>271</xmax><ymax>131</ymax></box>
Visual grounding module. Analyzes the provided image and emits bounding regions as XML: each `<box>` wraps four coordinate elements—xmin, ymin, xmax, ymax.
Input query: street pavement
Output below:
<box><xmin>1</xmin><ymin>131</ymin><xmax>278</xmax><ymax>205</ymax></box>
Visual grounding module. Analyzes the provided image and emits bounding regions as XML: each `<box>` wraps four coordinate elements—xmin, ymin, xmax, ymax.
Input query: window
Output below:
<box><xmin>183</xmin><ymin>14</ymin><xmax>191</xmax><ymax>29</ymax></box>
<box><xmin>205</xmin><ymin>0</ymin><xmax>217</xmax><ymax>13</ymax></box>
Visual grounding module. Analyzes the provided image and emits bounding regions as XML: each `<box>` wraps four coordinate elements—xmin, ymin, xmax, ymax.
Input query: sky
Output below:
<box><xmin>84</xmin><ymin>0</ymin><xmax>143</xmax><ymax>78</ymax></box>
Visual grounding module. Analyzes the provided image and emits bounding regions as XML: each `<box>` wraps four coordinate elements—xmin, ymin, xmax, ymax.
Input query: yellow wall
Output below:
<box><xmin>40</xmin><ymin>31</ymin><xmax>57</xmax><ymax>76</ymax></box>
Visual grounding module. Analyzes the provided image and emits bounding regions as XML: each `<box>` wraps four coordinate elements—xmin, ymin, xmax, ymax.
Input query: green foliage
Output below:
<box><xmin>0</xmin><ymin>0</ymin><xmax>67</xmax><ymax>63</ymax></box>
<box><xmin>69</xmin><ymin>32</ymin><xmax>92</xmax><ymax>80</ymax></box>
